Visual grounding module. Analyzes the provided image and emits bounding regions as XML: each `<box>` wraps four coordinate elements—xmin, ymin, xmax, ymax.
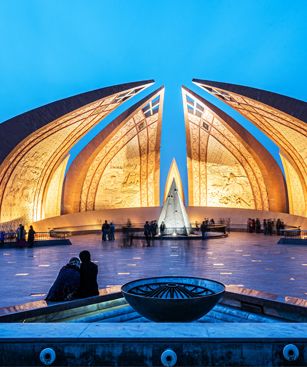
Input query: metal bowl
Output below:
<box><xmin>121</xmin><ymin>276</ymin><xmax>225</xmax><ymax>322</ymax></box>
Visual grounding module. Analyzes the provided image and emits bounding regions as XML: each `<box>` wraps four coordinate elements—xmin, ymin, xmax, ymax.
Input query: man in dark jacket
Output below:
<box><xmin>78</xmin><ymin>250</ymin><xmax>99</xmax><ymax>298</ymax></box>
<box><xmin>102</xmin><ymin>220</ymin><xmax>110</xmax><ymax>241</ymax></box>
<box><xmin>45</xmin><ymin>257</ymin><xmax>81</xmax><ymax>302</ymax></box>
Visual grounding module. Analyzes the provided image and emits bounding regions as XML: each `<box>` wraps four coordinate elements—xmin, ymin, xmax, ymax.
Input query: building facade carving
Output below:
<box><xmin>0</xmin><ymin>82</ymin><xmax>152</xmax><ymax>224</ymax></box>
<box><xmin>183</xmin><ymin>87</ymin><xmax>288</xmax><ymax>212</ymax></box>
<box><xmin>194</xmin><ymin>79</ymin><xmax>307</xmax><ymax>217</ymax></box>
<box><xmin>63</xmin><ymin>88</ymin><xmax>164</xmax><ymax>213</ymax></box>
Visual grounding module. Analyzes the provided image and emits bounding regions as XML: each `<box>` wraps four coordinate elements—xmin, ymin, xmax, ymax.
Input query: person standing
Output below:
<box><xmin>144</xmin><ymin>221</ymin><xmax>151</xmax><ymax>246</ymax></box>
<box><xmin>78</xmin><ymin>250</ymin><xmax>99</xmax><ymax>298</ymax></box>
<box><xmin>276</xmin><ymin>218</ymin><xmax>281</xmax><ymax>236</ymax></box>
<box><xmin>255</xmin><ymin>218</ymin><xmax>261</xmax><ymax>233</ymax></box>
<box><xmin>263</xmin><ymin>219</ymin><xmax>267</xmax><ymax>235</ymax></box>
<box><xmin>267</xmin><ymin>220</ymin><xmax>273</xmax><ymax>235</ymax></box>
<box><xmin>160</xmin><ymin>221</ymin><xmax>166</xmax><ymax>236</ymax></box>
<box><xmin>109</xmin><ymin>222</ymin><xmax>115</xmax><ymax>241</ymax></box>
<box><xmin>16</xmin><ymin>224</ymin><xmax>23</xmax><ymax>243</ymax></box>
<box><xmin>150</xmin><ymin>221</ymin><xmax>156</xmax><ymax>239</ymax></box>
<box><xmin>200</xmin><ymin>221</ymin><xmax>207</xmax><ymax>240</ymax></box>
<box><xmin>251</xmin><ymin>219</ymin><xmax>256</xmax><ymax>233</ymax></box>
<box><xmin>102</xmin><ymin>220</ymin><xmax>110</xmax><ymax>241</ymax></box>
<box><xmin>0</xmin><ymin>230</ymin><xmax>5</xmax><ymax>246</ymax></box>
<box><xmin>27</xmin><ymin>225</ymin><xmax>36</xmax><ymax>248</ymax></box>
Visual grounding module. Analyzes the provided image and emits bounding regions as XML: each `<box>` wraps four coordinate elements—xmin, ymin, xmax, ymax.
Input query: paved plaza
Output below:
<box><xmin>0</xmin><ymin>232</ymin><xmax>306</xmax><ymax>308</ymax></box>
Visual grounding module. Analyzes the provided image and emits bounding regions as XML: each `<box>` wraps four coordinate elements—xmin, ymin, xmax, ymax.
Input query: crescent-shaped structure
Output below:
<box><xmin>0</xmin><ymin>80</ymin><xmax>153</xmax><ymax>224</ymax></box>
<box><xmin>193</xmin><ymin>79</ymin><xmax>307</xmax><ymax>217</ymax></box>
<box><xmin>63</xmin><ymin>86</ymin><xmax>164</xmax><ymax>213</ymax></box>
<box><xmin>182</xmin><ymin>87</ymin><xmax>288</xmax><ymax>212</ymax></box>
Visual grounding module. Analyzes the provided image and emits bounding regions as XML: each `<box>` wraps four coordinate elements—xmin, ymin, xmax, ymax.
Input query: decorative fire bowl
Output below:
<box><xmin>121</xmin><ymin>276</ymin><xmax>225</xmax><ymax>322</ymax></box>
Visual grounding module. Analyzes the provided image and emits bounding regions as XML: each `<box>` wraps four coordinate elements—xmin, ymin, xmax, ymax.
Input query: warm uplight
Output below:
<box><xmin>182</xmin><ymin>87</ymin><xmax>271</xmax><ymax>210</ymax></box>
<box><xmin>197</xmin><ymin>82</ymin><xmax>307</xmax><ymax>217</ymax></box>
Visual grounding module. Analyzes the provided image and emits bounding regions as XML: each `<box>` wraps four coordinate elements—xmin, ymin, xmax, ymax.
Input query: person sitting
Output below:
<box><xmin>78</xmin><ymin>250</ymin><xmax>99</xmax><ymax>298</ymax></box>
<box><xmin>45</xmin><ymin>257</ymin><xmax>81</xmax><ymax>302</ymax></box>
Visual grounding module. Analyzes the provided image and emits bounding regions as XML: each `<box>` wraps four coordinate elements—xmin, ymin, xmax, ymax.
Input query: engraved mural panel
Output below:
<box><xmin>198</xmin><ymin>84</ymin><xmax>307</xmax><ymax>216</ymax></box>
<box><xmin>95</xmin><ymin>136</ymin><xmax>141</xmax><ymax>209</ymax></box>
<box><xmin>206</xmin><ymin>136</ymin><xmax>255</xmax><ymax>208</ymax></box>
<box><xmin>79</xmin><ymin>91</ymin><xmax>163</xmax><ymax>211</ymax></box>
<box><xmin>183</xmin><ymin>88</ymin><xmax>270</xmax><ymax>210</ymax></box>
<box><xmin>0</xmin><ymin>85</ymin><xmax>146</xmax><ymax>223</ymax></box>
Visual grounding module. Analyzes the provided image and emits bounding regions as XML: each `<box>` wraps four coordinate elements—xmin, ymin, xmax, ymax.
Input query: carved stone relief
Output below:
<box><xmin>0</xmin><ymin>86</ymin><xmax>144</xmax><ymax>223</ymax></box>
<box><xmin>184</xmin><ymin>89</ymin><xmax>270</xmax><ymax>210</ymax></box>
<box><xmin>79</xmin><ymin>92</ymin><xmax>162</xmax><ymax>212</ymax></box>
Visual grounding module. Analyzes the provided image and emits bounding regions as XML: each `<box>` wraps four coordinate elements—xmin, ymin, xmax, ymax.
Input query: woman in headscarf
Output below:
<box><xmin>45</xmin><ymin>257</ymin><xmax>81</xmax><ymax>302</ymax></box>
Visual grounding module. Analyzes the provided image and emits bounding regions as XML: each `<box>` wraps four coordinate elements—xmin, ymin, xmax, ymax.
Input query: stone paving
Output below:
<box><xmin>0</xmin><ymin>232</ymin><xmax>306</xmax><ymax>308</ymax></box>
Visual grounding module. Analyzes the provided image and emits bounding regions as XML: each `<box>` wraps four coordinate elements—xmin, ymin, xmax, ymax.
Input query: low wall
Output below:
<box><xmin>1</xmin><ymin>239</ymin><xmax>72</xmax><ymax>249</ymax></box>
<box><xmin>0</xmin><ymin>323</ymin><xmax>307</xmax><ymax>366</ymax></box>
<box><xmin>33</xmin><ymin>207</ymin><xmax>307</xmax><ymax>232</ymax></box>
<box><xmin>34</xmin><ymin>207</ymin><xmax>160</xmax><ymax>232</ymax></box>
<box><xmin>187</xmin><ymin>207</ymin><xmax>307</xmax><ymax>229</ymax></box>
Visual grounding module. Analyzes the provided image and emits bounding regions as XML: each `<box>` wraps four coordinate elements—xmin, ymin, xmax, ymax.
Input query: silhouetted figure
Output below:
<box><xmin>46</xmin><ymin>257</ymin><xmax>80</xmax><ymax>302</ymax></box>
<box><xmin>160</xmin><ymin>221</ymin><xmax>166</xmax><ymax>236</ymax></box>
<box><xmin>0</xmin><ymin>231</ymin><xmax>4</xmax><ymax>245</ymax></box>
<box><xmin>27</xmin><ymin>225</ymin><xmax>36</xmax><ymax>248</ymax></box>
<box><xmin>16</xmin><ymin>224</ymin><xmax>25</xmax><ymax>243</ymax></box>
<box><xmin>78</xmin><ymin>250</ymin><xmax>99</xmax><ymax>298</ymax></box>
<box><xmin>247</xmin><ymin>218</ymin><xmax>252</xmax><ymax>233</ymax></box>
<box><xmin>226</xmin><ymin>218</ymin><xmax>231</xmax><ymax>233</ymax></box>
<box><xmin>209</xmin><ymin>218</ymin><xmax>215</xmax><ymax>225</ymax></box>
<box><xmin>276</xmin><ymin>218</ymin><xmax>281</xmax><ymax>236</ymax></box>
<box><xmin>267</xmin><ymin>220</ymin><xmax>273</xmax><ymax>235</ymax></box>
<box><xmin>144</xmin><ymin>221</ymin><xmax>151</xmax><ymax>246</ymax></box>
<box><xmin>102</xmin><ymin>220</ymin><xmax>110</xmax><ymax>241</ymax></box>
<box><xmin>263</xmin><ymin>219</ymin><xmax>268</xmax><ymax>235</ymax></box>
<box><xmin>251</xmin><ymin>219</ymin><xmax>256</xmax><ymax>233</ymax></box>
<box><xmin>123</xmin><ymin>225</ymin><xmax>133</xmax><ymax>247</ymax></box>
<box><xmin>109</xmin><ymin>222</ymin><xmax>115</xmax><ymax>241</ymax></box>
<box><xmin>255</xmin><ymin>218</ymin><xmax>261</xmax><ymax>233</ymax></box>
<box><xmin>200</xmin><ymin>221</ymin><xmax>207</xmax><ymax>240</ymax></box>
<box><xmin>150</xmin><ymin>220</ymin><xmax>157</xmax><ymax>238</ymax></box>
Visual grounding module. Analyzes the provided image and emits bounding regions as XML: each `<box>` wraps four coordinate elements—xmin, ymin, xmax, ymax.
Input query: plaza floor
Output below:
<box><xmin>0</xmin><ymin>232</ymin><xmax>306</xmax><ymax>308</ymax></box>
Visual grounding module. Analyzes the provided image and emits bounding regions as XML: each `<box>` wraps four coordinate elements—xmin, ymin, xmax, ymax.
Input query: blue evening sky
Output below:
<box><xmin>0</xmin><ymin>1</ymin><xmax>306</xmax><ymax>202</ymax></box>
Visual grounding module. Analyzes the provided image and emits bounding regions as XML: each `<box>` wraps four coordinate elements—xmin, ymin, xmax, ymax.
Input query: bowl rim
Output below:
<box><xmin>121</xmin><ymin>275</ymin><xmax>225</xmax><ymax>300</ymax></box>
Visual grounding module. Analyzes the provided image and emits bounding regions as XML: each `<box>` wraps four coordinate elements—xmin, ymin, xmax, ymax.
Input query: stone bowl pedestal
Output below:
<box><xmin>121</xmin><ymin>276</ymin><xmax>225</xmax><ymax>322</ymax></box>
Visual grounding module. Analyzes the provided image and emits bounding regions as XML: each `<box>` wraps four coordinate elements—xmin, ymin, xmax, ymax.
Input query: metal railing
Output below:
<box><xmin>280</xmin><ymin>229</ymin><xmax>307</xmax><ymax>240</ymax></box>
<box><xmin>1</xmin><ymin>231</ymin><xmax>71</xmax><ymax>244</ymax></box>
